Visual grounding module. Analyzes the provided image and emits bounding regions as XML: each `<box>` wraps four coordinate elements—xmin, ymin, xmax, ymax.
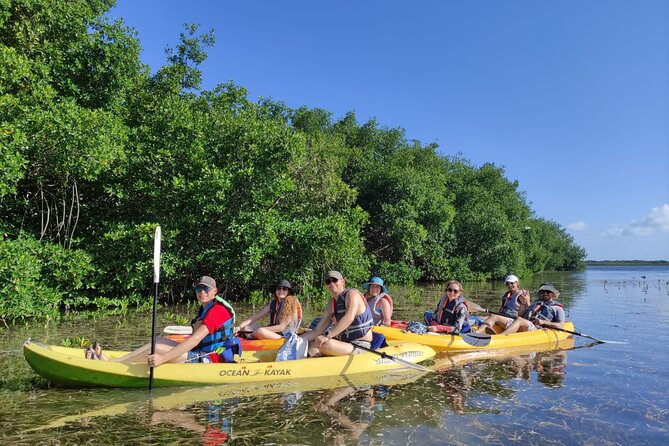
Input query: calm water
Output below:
<box><xmin>1</xmin><ymin>266</ymin><xmax>668</xmax><ymax>445</ymax></box>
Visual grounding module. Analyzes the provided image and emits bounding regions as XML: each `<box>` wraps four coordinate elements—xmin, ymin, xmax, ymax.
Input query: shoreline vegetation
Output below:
<box><xmin>585</xmin><ymin>260</ymin><xmax>669</xmax><ymax>266</ymax></box>
<box><xmin>0</xmin><ymin>1</ymin><xmax>586</xmax><ymax>321</ymax></box>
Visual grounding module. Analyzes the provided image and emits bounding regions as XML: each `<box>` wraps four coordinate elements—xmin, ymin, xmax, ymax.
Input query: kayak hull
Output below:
<box><xmin>23</xmin><ymin>340</ymin><xmax>435</xmax><ymax>388</ymax></box>
<box><xmin>373</xmin><ymin>322</ymin><xmax>575</xmax><ymax>352</ymax></box>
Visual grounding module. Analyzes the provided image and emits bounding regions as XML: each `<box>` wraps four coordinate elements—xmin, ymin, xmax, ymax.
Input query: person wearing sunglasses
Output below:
<box><xmin>475</xmin><ymin>274</ymin><xmax>531</xmax><ymax>334</ymax></box>
<box><xmin>236</xmin><ymin>279</ymin><xmax>303</xmax><ymax>339</ymax></box>
<box><xmin>500</xmin><ymin>283</ymin><xmax>565</xmax><ymax>334</ymax></box>
<box><xmin>362</xmin><ymin>276</ymin><xmax>393</xmax><ymax>326</ymax></box>
<box><xmin>423</xmin><ymin>280</ymin><xmax>471</xmax><ymax>333</ymax></box>
<box><xmin>300</xmin><ymin>270</ymin><xmax>373</xmax><ymax>356</ymax></box>
<box><xmin>85</xmin><ymin>276</ymin><xmax>239</xmax><ymax>366</ymax></box>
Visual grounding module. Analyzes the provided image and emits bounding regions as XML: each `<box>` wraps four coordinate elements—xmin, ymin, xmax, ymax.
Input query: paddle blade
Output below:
<box><xmin>460</xmin><ymin>332</ymin><xmax>492</xmax><ymax>347</ymax></box>
<box><xmin>465</xmin><ymin>299</ymin><xmax>487</xmax><ymax>313</ymax></box>
<box><xmin>153</xmin><ymin>226</ymin><xmax>161</xmax><ymax>283</ymax></box>
<box><xmin>162</xmin><ymin>325</ymin><xmax>193</xmax><ymax>335</ymax></box>
<box><xmin>387</xmin><ymin>354</ymin><xmax>433</xmax><ymax>372</ymax></box>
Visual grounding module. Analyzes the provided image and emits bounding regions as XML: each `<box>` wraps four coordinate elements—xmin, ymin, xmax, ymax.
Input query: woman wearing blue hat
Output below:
<box><xmin>363</xmin><ymin>276</ymin><xmax>393</xmax><ymax>326</ymax></box>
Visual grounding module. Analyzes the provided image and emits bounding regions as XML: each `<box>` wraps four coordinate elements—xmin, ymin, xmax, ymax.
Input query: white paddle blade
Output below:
<box><xmin>162</xmin><ymin>325</ymin><xmax>193</xmax><ymax>335</ymax></box>
<box><xmin>153</xmin><ymin>226</ymin><xmax>161</xmax><ymax>283</ymax></box>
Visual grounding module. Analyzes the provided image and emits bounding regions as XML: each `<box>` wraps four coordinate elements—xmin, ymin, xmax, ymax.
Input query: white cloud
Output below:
<box><xmin>567</xmin><ymin>221</ymin><xmax>587</xmax><ymax>231</ymax></box>
<box><xmin>604</xmin><ymin>204</ymin><xmax>669</xmax><ymax>237</ymax></box>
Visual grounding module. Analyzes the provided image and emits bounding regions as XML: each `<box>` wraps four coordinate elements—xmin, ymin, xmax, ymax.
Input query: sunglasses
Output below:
<box><xmin>505</xmin><ymin>282</ymin><xmax>516</xmax><ymax>285</ymax></box>
<box><xmin>325</xmin><ymin>278</ymin><xmax>339</xmax><ymax>285</ymax></box>
<box><xmin>538</xmin><ymin>290</ymin><xmax>552</xmax><ymax>295</ymax></box>
<box><xmin>275</xmin><ymin>286</ymin><xmax>289</xmax><ymax>291</ymax></box>
<box><xmin>446</xmin><ymin>288</ymin><xmax>460</xmax><ymax>293</ymax></box>
<box><xmin>194</xmin><ymin>285</ymin><xmax>212</xmax><ymax>293</ymax></box>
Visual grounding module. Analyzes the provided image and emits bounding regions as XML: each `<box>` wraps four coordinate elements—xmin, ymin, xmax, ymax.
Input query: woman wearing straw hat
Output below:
<box><xmin>236</xmin><ymin>279</ymin><xmax>303</xmax><ymax>339</ymax></box>
<box><xmin>362</xmin><ymin>276</ymin><xmax>393</xmax><ymax>326</ymax></box>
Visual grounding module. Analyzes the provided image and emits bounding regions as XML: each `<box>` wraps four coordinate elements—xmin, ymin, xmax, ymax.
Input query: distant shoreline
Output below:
<box><xmin>585</xmin><ymin>260</ymin><xmax>669</xmax><ymax>266</ymax></box>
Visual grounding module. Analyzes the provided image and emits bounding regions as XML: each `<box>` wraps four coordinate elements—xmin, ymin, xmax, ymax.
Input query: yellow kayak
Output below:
<box><xmin>373</xmin><ymin>322</ymin><xmax>575</xmax><ymax>352</ymax></box>
<box><xmin>23</xmin><ymin>340</ymin><xmax>435</xmax><ymax>388</ymax></box>
<box><xmin>432</xmin><ymin>337</ymin><xmax>576</xmax><ymax>370</ymax></box>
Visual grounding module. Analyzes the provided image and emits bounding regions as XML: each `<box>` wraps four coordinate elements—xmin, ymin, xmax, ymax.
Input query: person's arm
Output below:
<box><xmin>237</xmin><ymin>304</ymin><xmax>271</xmax><ymax>331</ymax></box>
<box><xmin>301</xmin><ymin>307</ymin><xmax>331</xmax><ymax>341</ymax></box>
<box><xmin>534</xmin><ymin>307</ymin><xmax>565</xmax><ymax>329</ymax></box>
<box><xmin>379</xmin><ymin>298</ymin><xmax>392</xmax><ymax>326</ymax></box>
<box><xmin>453</xmin><ymin>305</ymin><xmax>468</xmax><ymax>332</ymax></box>
<box><xmin>148</xmin><ymin>324</ymin><xmax>209</xmax><ymax>367</ymax></box>
<box><xmin>518</xmin><ymin>289</ymin><xmax>531</xmax><ymax>317</ymax></box>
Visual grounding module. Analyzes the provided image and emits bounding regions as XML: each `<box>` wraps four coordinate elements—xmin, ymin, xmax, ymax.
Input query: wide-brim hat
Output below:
<box><xmin>271</xmin><ymin>279</ymin><xmax>294</xmax><ymax>295</ymax></box>
<box><xmin>362</xmin><ymin>276</ymin><xmax>387</xmax><ymax>294</ymax></box>
<box><xmin>538</xmin><ymin>282</ymin><xmax>560</xmax><ymax>297</ymax></box>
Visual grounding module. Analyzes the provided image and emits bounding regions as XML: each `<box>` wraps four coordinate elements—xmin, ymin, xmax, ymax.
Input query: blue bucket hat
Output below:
<box><xmin>362</xmin><ymin>276</ymin><xmax>387</xmax><ymax>294</ymax></box>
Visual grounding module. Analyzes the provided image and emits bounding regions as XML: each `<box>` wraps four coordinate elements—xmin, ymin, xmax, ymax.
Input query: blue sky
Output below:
<box><xmin>107</xmin><ymin>1</ymin><xmax>669</xmax><ymax>261</ymax></box>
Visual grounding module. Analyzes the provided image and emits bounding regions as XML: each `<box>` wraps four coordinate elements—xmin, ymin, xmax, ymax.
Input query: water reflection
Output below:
<box><xmin>150</xmin><ymin>398</ymin><xmax>235</xmax><ymax>445</ymax></box>
<box><xmin>3</xmin><ymin>266</ymin><xmax>669</xmax><ymax>445</ymax></box>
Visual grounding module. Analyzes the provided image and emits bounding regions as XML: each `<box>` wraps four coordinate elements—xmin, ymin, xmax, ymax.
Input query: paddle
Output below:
<box><xmin>149</xmin><ymin>226</ymin><xmax>161</xmax><ymax>391</ymax></box>
<box><xmin>458</xmin><ymin>332</ymin><xmax>492</xmax><ymax>346</ymax></box>
<box><xmin>541</xmin><ymin>324</ymin><xmax>628</xmax><ymax>345</ymax></box>
<box><xmin>162</xmin><ymin>325</ymin><xmax>193</xmax><ymax>335</ymax></box>
<box><xmin>466</xmin><ymin>300</ymin><xmax>627</xmax><ymax>345</ymax></box>
<box><xmin>342</xmin><ymin>340</ymin><xmax>433</xmax><ymax>373</ymax></box>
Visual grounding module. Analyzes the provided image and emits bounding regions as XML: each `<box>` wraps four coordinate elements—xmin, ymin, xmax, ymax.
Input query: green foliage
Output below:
<box><xmin>60</xmin><ymin>336</ymin><xmax>90</xmax><ymax>348</ymax></box>
<box><xmin>164</xmin><ymin>312</ymin><xmax>189</xmax><ymax>325</ymax></box>
<box><xmin>0</xmin><ymin>234</ymin><xmax>94</xmax><ymax>320</ymax></box>
<box><xmin>0</xmin><ymin>1</ymin><xmax>587</xmax><ymax>320</ymax></box>
<box><xmin>248</xmin><ymin>290</ymin><xmax>266</xmax><ymax>306</ymax></box>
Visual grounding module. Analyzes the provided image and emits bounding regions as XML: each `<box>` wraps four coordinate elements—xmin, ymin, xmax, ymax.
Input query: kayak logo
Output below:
<box><xmin>398</xmin><ymin>351</ymin><xmax>423</xmax><ymax>359</ymax></box>
<box><xmin>219</xmin><ymin>369</ymin><xmax>250</xmax><ymax>377</ymax></box>
<box><xmin>375</xmin><ymin>350</ymin><xmax>423</xmax><ymax>365</ymax></box>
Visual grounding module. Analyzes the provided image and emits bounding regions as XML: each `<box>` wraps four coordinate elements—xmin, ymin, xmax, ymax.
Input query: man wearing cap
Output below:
<box><xmin>85</xmin><ymin>276</ymin><xmax>238</xmax><ymax>365</ymax></box>
<box><xmin>236</xmin><ymin>279</ymin><xmax>303</xmax><ymax>339</ymax></box>
<box><xmin>301</xmin><ymin>270</ymin><xmax>374</xmax><ymax>356</ymax></box>
<box><xmin>501</xmin><ymin>282</ymin><xmax>565</xmax><ymax>334</ymax></box>
<box><xmin>475</xmin><ymin>274</ymin><xmax>531</xmax><ymax>334</ymax></box>
<box><xmin>363</xmin><ymin>276</ymin><xmax>393</xmax><ymax>326</ymax></box>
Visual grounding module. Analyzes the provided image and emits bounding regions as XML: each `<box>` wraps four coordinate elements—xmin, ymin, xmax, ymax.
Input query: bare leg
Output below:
<box><xmin>477</xmin><ymin>314</ymin><xmax>512</xmax><ymax>334</ymax></box>
<box><xmin>318</xmin><ymin>338</ymin><xmax>357</xmax><ymax>356</ymax></box>
<box><xmin>110</xmin><ymin>337</ymin><xmax>179</xmax><ymax>363</ymax></box>
<box><xmin>501</xmin><ymin>318</ymin><xmax>533</xmax><ymax>335</ymax></box>
<box><xmin>252</xmin><ymin>327</ymin><xmax>283</xmax><ymax>340</ymax></box>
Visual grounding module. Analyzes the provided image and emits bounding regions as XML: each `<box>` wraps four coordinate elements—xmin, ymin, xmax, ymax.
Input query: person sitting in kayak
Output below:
<box><xmin>236</xmin><ymin>279</ymin><xmax>303</xmax><ymax>339</ymax></box>
<box><xmin>362</xmin><ymin>276</ymin><xmax>393</xmax><ymax>326</ymax></box>
<box><xmin>424</xmin><ymin>280</ymin><xmax>471</xmax><ymax>333</ymax></box>
<box><xmin>85</xmin><ymin>276</ymin><xmax>239</xmax><ymax>366</ymax></box>
<box><xmin>500</xmin><ymin>283</ymin><xmax>565</xmax><ymax>334</ymax></box>
<box><xmin>300</xmin><ymin>270</ymin><xmax>373</xmax><ymax>357</ymax></box>
<box><xmin>475</xmin><ymin>274</ymin><xmax>531</xmax><ymax>334</ymax></box>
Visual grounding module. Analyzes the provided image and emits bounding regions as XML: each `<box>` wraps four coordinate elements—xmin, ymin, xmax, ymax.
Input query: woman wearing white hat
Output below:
<box><xmin>475</xmin><ymin>274</ymin><xmax>531</xmax><ymax>334</ymax></box>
